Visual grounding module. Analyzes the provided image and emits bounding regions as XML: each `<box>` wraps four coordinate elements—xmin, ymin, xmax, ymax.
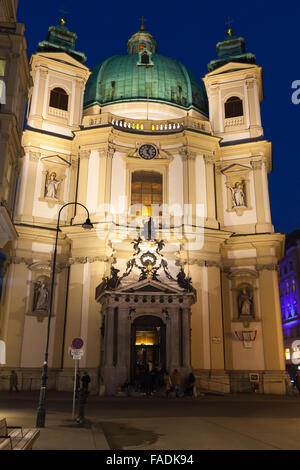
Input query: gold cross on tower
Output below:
<box><xmin>225</xmin><ymin>17</ymin><xmax>234</xmax><ymax>36</ymax></box>
<box><xmin>139</xmin><ymin>16</ymin><xmax>147</xmax><ymax>31</ymax></box>
<box><xmin>59</xmin><ymin>8</ymin><xmax>68</xmax><ymax>26</ymax></box>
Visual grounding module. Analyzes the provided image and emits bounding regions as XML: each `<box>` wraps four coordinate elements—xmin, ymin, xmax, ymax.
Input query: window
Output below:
<box><xmin>49</xmin><ymin>87</ymin><xmax>69</xmax><ymax>111</ymax></box>
<box><xmin>285</xmin><ymin>348</ymin><xmax>291</xmax><ymax>360</ymax></box>
<box><xmin>132</xmin><ymin>46</ymin><xmax>137</xmax><ymax>54</ymax></box>
<box><xmin>141</xmin><ymin>52</ymin><xmax>149</xmax><ymax>65</ymax></box>
<box><xmin>225</xmin><ymin>96</ymin><xmax>243</xmax><ymax>118</ymax></box>
<box><xmin>139</xmin><ymin>43</ymin><xmax>146</xmax><ymax>52</ymax></box>
<box><xmin>131</xmin><ymin>171</ymin><xmax>163</xmax><ymax>216</ymax></box>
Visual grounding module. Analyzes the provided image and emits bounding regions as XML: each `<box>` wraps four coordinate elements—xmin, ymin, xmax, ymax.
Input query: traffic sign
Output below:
<box><xmin>71</xmin><ymin>337</ymin><xmax>84</xmax><ymax>350</ymax></box>
<box><xmin>70</xmin><ymin>348</ymin><xmax>85</xmax><ymax>360</ymax></box>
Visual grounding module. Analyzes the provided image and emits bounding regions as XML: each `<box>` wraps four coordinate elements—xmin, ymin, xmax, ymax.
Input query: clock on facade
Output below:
<box><xmin>138</xmin><ymin>144</ymin><xmax>157</xmax><ymax>160</ymax></box>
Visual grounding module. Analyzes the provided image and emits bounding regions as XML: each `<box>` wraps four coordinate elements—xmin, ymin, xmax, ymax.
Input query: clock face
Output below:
<box><xmin>139</xmin><ymin>144</ymin><xmax>157</xmax><ymax>160</ymax></box>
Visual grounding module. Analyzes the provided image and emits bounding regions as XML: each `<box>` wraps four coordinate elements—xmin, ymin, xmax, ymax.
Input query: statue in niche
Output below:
<box><xmin>33</xmin><ymin>282</ymin><xmax>49</xmax><ymax>312</ymax></box>
<box><xmin>238</xmin><ymin>287</ymin><xmax>254</xmax><ymax>318</ymax></box>
<box><xmin>227</xmin><ymin>181</ymin><xmax>246</xmax><ymax>208</ymax></box>
<box><xmin>45</xmin><ymin>172</ymin><xmax>61</xmax><ymax>199</ymax></box>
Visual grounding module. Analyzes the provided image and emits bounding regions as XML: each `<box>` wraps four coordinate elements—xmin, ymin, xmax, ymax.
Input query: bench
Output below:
<box><xmin>0</xmin><ymin>418</ymin><xmax>40</xmax><ymax>450</ymax></box>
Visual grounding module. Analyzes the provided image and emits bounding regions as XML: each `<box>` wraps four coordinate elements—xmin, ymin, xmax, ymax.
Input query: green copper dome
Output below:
<box><xmin>84</xmin><ymin>29</ymin><xmax>208</xmax><ymax>115</ymax></box>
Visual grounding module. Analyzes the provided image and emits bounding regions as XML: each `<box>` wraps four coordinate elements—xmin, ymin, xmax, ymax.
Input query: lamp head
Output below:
<box><xmin>82</xmin><ymin>217</ymin><xmax>93</xmax><ymax>230</ymax></box>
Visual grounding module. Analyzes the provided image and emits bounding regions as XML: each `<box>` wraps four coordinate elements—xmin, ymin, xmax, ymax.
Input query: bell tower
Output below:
<box><xmin>26</xmin><ymin>17</ymin><xmax>90</xmax><ymax>137</ymax></box>
<box><xmin>204</xmin><ymin>29</ymin><xmax>263</xmax><ymax>143</ymax></box>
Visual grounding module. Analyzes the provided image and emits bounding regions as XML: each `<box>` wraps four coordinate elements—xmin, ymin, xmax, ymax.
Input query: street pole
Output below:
<box><xmin>72</xmin><ymin>359</ymin><xmax>78</xmax><ymax>420</ymax></box>
<box><xmin>36</xmin><ymin>202</ymin><xmax>93</xmax><ymax>428</ymax></box>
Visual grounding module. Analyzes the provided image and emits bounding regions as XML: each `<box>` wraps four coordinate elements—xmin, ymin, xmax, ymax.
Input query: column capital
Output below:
<box><xmin>250</xmin><ymin>160</ymin><xmax>263</xmax><ymax>170</ymax></box>
<box><xmin>29</xmin><ymin>151</ymin><xmax>41</xmax><ymax>162</ymax></box>
<box><xmin>179</xmin><ymin>149</ymin><xmax>196</xmax><ymax>161</ymax></box>
<box><xmin>79</xmin><ymin>149</ymin><xmax>91</xmax><ymax>159</ymax></box>
<box><xmin>203</xmin><ymin>154</ymin><xmax>214</xmax><ymax>165</ymax></box>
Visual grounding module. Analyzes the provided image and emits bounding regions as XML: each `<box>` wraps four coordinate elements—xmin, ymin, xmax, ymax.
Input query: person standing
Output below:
<box><xmin>172</xmin><ymin>369</ymin><xmax>182</xmax><ymax>398</ymax></box>
<box><xmin>295</xmin><ymin>371</ymin><xmax>300</xmax><ymax>393</ymax></box>
<box><xmin>185</xmin><ymin>372</ymin><xmax>195</xmax><ymax>397</ymax></box>
<box><xmin>164</xmin><ymin>371</ymin><xmax>172</xmax><ymax>398</ymax></box>
<box><xmin>81</xmin><ymin>371</ymin><xmax>91</xmax><ymax>393</ymax></box>
<box><xmin>9</xmin><ymin>370</ymin><xmax>18</xmax><ymax>392</ymax></box>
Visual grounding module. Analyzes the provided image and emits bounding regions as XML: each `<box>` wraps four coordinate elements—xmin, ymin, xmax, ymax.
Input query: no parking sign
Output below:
<box><xmin>70</xmin><ymin>337</ymin><xmax>85</xmax><ymax>360</ymax></box>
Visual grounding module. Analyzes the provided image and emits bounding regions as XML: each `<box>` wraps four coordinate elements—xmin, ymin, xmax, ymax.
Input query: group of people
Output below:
<box><xmin>163</xmin><ymin>370</ymin><xmax>195</xmax><ymax>398</ymax></box>
<box><xmin>131</xmin><ymin>362</ymin><xmax>195</xmax><ymax>398</ymax></box>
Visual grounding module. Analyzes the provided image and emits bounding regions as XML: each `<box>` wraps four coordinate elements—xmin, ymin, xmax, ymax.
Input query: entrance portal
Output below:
<box><xmin>131</xmin><ymin>315</ymin><xmax>166</xmax><ymax>382</ymax></box>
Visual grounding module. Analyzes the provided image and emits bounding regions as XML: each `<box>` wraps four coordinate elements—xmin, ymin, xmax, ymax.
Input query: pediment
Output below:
<box><xmin>221</xmin><ymin>163</ymin><xmax>251</xmax><ymax>176</ymax></box>
<box><xmin>40</xmin><ymin>155</ymin><xmax>71</xmax><ymax>167</ymax></box>
<box><xmin>206</xmin><ymin>61</ymin><xmax>258</xmax><ymax>77</ymax></box>
<box><xmin>37</xmin><ymin>52</ymin><xmax>88</xmax><ymax>71</ymax></box>
<box><xmin>116</xmin><ymin>278</ymin><xmax>184</xmax><ymax>295</ymax></box>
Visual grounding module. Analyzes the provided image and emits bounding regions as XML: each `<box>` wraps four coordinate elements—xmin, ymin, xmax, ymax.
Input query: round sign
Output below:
<box><xmin>71</xmin><ymin>337</ymin><xmax>84</xmax><ymax>350</ymax></box>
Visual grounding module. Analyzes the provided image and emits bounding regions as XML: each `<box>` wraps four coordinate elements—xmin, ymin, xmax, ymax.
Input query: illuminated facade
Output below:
<box><xmin>280</xmin><ymin>231</ymin><xmax>300</xmax><ymax>368</ymax></box>
<box><xmin>0</xmin><ymin>0</ymin><xmax>31</xmax><ymax>248</ymax></box>
<box><xmin>0</xmin><ymin>18</ymin><xmax>287</xmax><ymax>394</ymax></box>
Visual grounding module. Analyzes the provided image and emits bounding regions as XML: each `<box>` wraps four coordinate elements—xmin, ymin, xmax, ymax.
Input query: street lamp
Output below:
<box><xmin>36</xmin><ymin>202</ymin><xmax>93</xmax><ymax>428</ymax></box>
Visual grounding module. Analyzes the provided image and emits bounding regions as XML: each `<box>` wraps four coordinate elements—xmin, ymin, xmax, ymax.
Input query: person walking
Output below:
<box><xmin>172</xmin><ymin>369</ymin><xmax>182</xmax><ymax>398</ymax></box>
<box><xmin>9</xmin><ymin>370</ymin><xmax>18</xmax><ymax>392</ymax></box>
<box><xmin>81</xmin><ymin>371</ymin><xmax>91</xmax><ymax>393</ymax></box>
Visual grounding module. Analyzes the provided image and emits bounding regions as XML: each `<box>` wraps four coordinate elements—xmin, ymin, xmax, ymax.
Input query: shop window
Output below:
<box><xmin>225</xmin><ymin>96</ymin><xmax>243</xmax><ymax>118</ymax></box>
<box><xmin>131</xmin><ymin>171</ymin><xmax>163</xmax><ymax>216</ymax></box>
<box><xmin>49</xmin><ymin>87</ymin><xmax>69</xmax><ymax>111</ymax></box>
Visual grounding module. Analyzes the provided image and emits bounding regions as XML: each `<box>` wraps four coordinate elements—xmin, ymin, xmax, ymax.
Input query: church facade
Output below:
<box><xmin>0</xmin><ymin>18</ymin><xmax>287</xmax><ymax>394</ymax></box>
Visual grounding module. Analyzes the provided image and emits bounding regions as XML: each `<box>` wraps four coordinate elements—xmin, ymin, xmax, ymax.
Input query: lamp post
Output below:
<box><xmin>36</xmin><ymin>202</ymin><xmax>93</xmax><ymax>428</ymax></box>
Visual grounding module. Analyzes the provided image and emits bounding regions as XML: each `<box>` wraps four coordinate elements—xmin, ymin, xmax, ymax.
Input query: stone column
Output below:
<box><xmin>169</xmin><ymin>308</ymin><xmax>180</xmax><ymax>371</ymax></box>
<box><xmin>19</xmin><ymin>151</ymin><xmax>40</xmax><ymax>222</ymax></box>
<box><xmin>207</xmin><ymin>264</ymin><xmax>225</xmax><ymax>370</ymax></box>
<box><xmin>74</xmin><ymin>149</ymin><xmax>90</xmax><ymax>222</ymax></box>
<box><xmin>215</xmin><ymin>164</ymin><xmax>224</xmax><ymax>227</ymax></box>
<box><xmin>62</xmin><ymin>261</ymin><xmax>84</xmax><ymax>369</ymax></box>
<box><xmin>257</xmin><ymin>265</ymin><xmax>286</xmax><ymax>394</ymax></box>
<box><xmin>97</xmin><ymin>146</ymin><xmax>114</xmax><ymax>213</ymax></box>
<box><xmin>165</xmin><ymin>313</ymin><xmax>172</xmax><ymax>372</ymax></box>
<box><xmin>117</xmin><ymin>307</ymin><xmax>131</xmax><ymax>381</ymax></box>
<box><xmin>251</xmin><ymin>159</ymin><xmax>273</xmax><ymax>233</ymax></box>
<box><xmin>204</xmin><ymin>155</ymin><xmax>219</xmax><ymax>229</ymax></box>
<box><xmin>182</xmin><ymin>307</ymin><xmax>191</xmax><ymax>368</ymax></box>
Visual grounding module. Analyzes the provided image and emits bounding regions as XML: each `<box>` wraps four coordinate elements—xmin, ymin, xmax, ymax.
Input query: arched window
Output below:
<box><xmin>141</xmin><ymin>52</ymin><xmax>149</xmax><ymax>65</ymax></box>
<box><xmin>225</xmin><ymin>96</ymin><xmax>243</xmax><ymax>118</ymax></box>
<box><xmin>131</xmin><ymin>171</ymin><xmax>163</xmax><ymax>216</ymax></box>
<box><xmin>49</xmin><ymin>87</ymin><xmax>69</xmax><ymax>111</ymax></box>
<box><xmin>132</xmin><ymin>45</ymin><xmax>137</xmax><ymax>54</ymax></box>
<box><xmin>139</xmin><ymin>43</ymin><xmax>146</xmax><ymax>52</ymax></box>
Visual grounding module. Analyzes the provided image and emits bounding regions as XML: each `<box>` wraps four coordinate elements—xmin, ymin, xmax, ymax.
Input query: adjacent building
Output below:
<box><xmin>0</xmin><ymin>0</ymin><xmax>31</xmax><ymax>248</ymax></box>
<box><xmin>280</xmin><ymin>230</ymin><xmax>300</xmax><ymax>371</ymax></box>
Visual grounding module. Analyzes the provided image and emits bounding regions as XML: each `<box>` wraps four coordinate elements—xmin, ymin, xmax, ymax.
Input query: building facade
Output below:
<box><xmin>0</xmin><ymin>19</ymin><xmax>287</xmax><ymax>394</ymax></box>
<box><xmin>280</xmin><ymin>231</ymin><xmax>300</xmax><ymax>372</ymax></box>
<box><xmin>0</xmin><ymin>0</ymin><xmax>31</xmax><ymax>248</ymax></box>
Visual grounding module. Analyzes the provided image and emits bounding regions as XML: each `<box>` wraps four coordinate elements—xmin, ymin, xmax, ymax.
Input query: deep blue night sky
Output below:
<box><xmin>17</xmin><ymin>0</ymin><xmax>300</xmax><ymax>235</ymax></box>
